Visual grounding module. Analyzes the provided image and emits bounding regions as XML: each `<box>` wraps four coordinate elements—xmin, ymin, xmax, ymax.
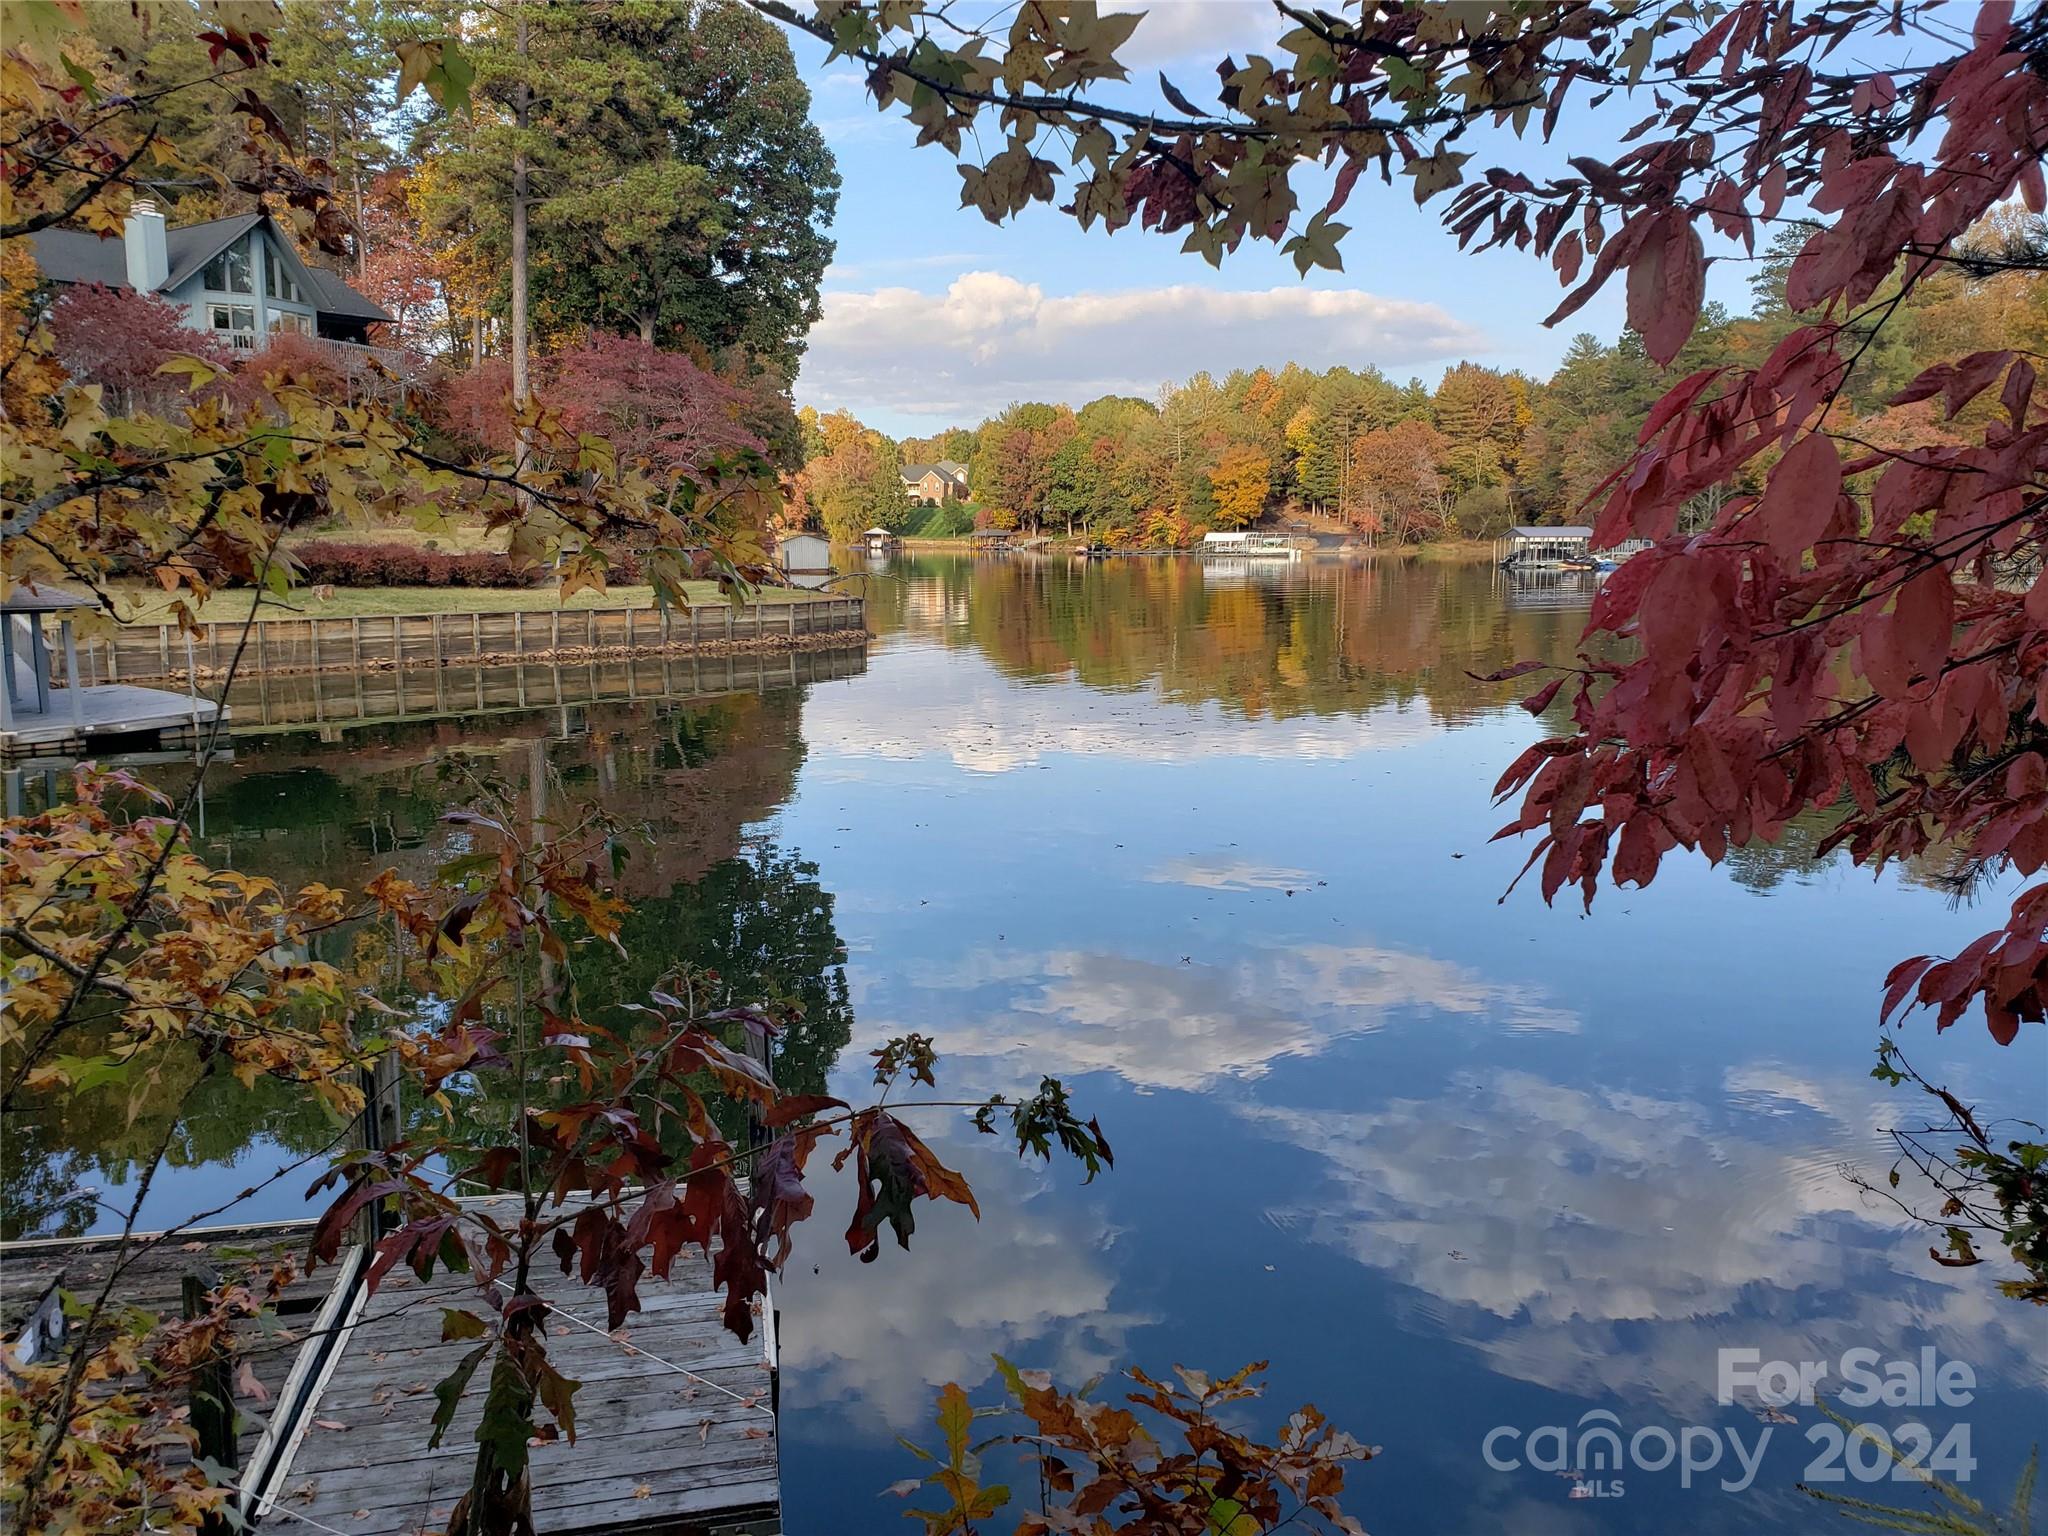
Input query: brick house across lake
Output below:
<box><xmin>901</xmin><ymin>460</ymin><xmax>969</xmax><ymax>505</ymax></box>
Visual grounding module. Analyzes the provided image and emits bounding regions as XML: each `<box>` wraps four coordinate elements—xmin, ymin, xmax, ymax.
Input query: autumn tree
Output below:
<box><xmin>1431</xmin><ymin>362</ymin><xmax>1528</xmax><ymax>497</ymax></box>
<box><xmin>1352</xmin><ymin>419</ymin><xmax>1448</xmax><ymax>544</ymax></box>
<box><xmin>47</xmin><ymin>283</ymin><xmax>227</xmax><ymax>415</ymax></box>
<box><xmin>440</xmin><ymin>336</ymin><xmax>769</xmax><ymax>480</ymax></box>
<box><xmin>1209</xmin><ymin>443</ymin><xmax>1273</xmax><ymax>529</ymax></box>
<box><xmin>970</xmin><ymin>402</ymin><xmax>1076</xmax><ymax>531</ymax></box>
<box><xmin>801</xmin><ymin>409</ymin><xmax>912</xmax><ymax>542</ymax></box>
<box><xmin>354</xmin><ymin>171</ymin><xmax>443</xmax><ymax>353</ymax></box>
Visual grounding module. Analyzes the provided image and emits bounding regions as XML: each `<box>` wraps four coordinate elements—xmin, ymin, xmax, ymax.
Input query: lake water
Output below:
<box><xmin>17</xmin><ymin>552</ymin><xmax>2046</xmax><ymax>1532</ymax></box>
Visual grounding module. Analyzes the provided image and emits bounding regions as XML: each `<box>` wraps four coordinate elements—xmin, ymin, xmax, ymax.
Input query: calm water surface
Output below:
<box><xmin>19</xmin><ymin>553</ymin><xmax>2047</xmax><ymax>1533</ymax></box>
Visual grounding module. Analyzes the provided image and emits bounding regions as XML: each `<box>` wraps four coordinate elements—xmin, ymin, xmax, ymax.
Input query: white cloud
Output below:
<box><xmin>898</xmin><ymin>941</ymin><xmax>1576</xmax><ymax>1093</ymax></box>
<box><xmin>1117</xmin><ymin>0</ymin><xmax>1279</xmax><ymax>69</ymax></box>
<box><xmin>796</xmin><ymin>271</ymin><xmax>1487</xmax><ymax>423</ymax></box>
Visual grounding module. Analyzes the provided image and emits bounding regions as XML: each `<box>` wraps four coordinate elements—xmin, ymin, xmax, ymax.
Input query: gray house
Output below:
<box><xmin>30</xmin><ymin>200</ymin><xmax>389</xmax><ymax>349</ymax></box>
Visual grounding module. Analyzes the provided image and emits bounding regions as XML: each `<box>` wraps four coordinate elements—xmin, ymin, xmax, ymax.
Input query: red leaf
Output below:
<box><xmin>1941</xmin><ymin>351</ymin><xmax>2012</xmax><ymax>418</ymax></box>
<box><xmin>1626</xmin><ymin>215</ymin><xmax>1706</xmax><ymax>368</ymax></box>
<box><xmin>763</xmin><ymin>1093</ymin><xmax>848</xmax><ymax>1129</ymax></box>
<box><xmin>1889</xmin><ymin>570</ymin><xmax>1955</xmax><ymax>696</ymax></box>
<box><xmin>1881</xmin><ymin>955</ymin><xmax>1939</xmax><ymax>1023</ymax></box>
<box><xmin>1520</xmin><ymin>676</ymin><xmax>1567</xmax><ymax>715</ymax></box>
<box><xmin>1753</xmin><ymin>433</ymin><xmax>1841</xmax><ymax>562</ymax></box>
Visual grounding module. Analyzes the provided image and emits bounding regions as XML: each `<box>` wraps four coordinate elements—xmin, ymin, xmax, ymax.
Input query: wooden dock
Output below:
<box><xmin>0</xmin><ymin>1219</ymin><xmax>354</xmax><ymax>1508</ymax></box>
<box><xmin>276</xmin><ymin>1229</ymin><xmax>778</xmax><ymax>1536</ymax></box>
<box><xmin>0</xmin><ymin>681</ymin><xmax>225</xmax><ymax>762</ymax></box>
<box><xmin>1</xmin><ymin>1205</ymin><xmax>781</xmax><ymax>1535</ymax></box>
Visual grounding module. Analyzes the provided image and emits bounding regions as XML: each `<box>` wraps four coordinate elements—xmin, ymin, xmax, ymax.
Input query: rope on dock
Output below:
<box><xmin>489</xmin><ymin>1277</ymin><xmax>773</xmax><ymax>1417</ymax></box>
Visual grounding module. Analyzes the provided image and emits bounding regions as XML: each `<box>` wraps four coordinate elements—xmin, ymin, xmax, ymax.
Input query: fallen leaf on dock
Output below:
<box><xmin>633</xmin><ymin>1484</ymin><xmax>652</xmax><ymax>1499</ymax></box>
<box><xmin>236</xmin><ymin>1360</ymin><xmax>270</xmax><ymax>1403</ymax></box>
<box><xmin>313</xmin><ymin>1418</ymin><xmax>349</xmax><ymax>1431</ymax></box>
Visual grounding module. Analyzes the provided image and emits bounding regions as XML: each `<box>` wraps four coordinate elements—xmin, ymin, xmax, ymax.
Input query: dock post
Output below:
<box><xmin>183</xmin><ymin>1267</ymin><xmax>238</xmax><ymax>1529</ymax></box>
<box><xmin>353</xmin><ymin>1048</ymin><xmax>403</xmax><ymax>1245</ymax></box>
<box><xmin>60</xmin><ymin>621</ymin><xmax>83</xmax><ymax>729</ymax></box>
<box><xmin>184</xmin><ymin>635</ymin><xmax>200</xmax><ymax>734</ymax></box>
<box><xmin>742</xmin><ymin>1020</ymin><xmax>774</xmax><ymax>1173</ymax></box>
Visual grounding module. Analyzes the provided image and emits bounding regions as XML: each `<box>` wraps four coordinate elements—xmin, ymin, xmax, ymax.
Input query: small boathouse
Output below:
<box><xmin>1</xmin><ymin>584</ymin><xmax>224</xmax><ymax>761</ymax></box>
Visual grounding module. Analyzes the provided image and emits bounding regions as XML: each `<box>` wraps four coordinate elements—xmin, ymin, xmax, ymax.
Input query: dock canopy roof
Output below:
<box><xmin>1507</xmin><ymin>525</ymin><xmax>1594</xmax><ymax>539</ymax></box>
<box><xmin>1</xmin><ymin>582</ymin><xmax>93</xmax><ymax>612</ymax></box>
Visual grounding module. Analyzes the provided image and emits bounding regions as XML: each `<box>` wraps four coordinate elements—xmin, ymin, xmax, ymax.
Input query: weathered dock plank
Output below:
<box><xmin>274</xmin><ymin>1209</ymin><xmax>778</xmax><ymax>1536</ymax></box>
<box><xmin>0</xmin><ymin>1221</ymin><xmax>334</xmax><ymax>1479</ymax></box>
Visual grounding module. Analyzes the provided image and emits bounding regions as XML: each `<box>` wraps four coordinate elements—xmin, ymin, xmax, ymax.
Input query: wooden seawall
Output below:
<box><xmin>52</xmin><ymin>599</ymin><xmax>867</xmax><ymax>689</ymax></box>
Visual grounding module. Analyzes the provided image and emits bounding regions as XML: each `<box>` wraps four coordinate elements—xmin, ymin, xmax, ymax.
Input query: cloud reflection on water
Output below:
<box><xmin>1235</xmin><ymin>1067</ymin><xmax>2048</xmax><ymax>1416</ymax></box>
<box><xmin>891</xmin><ymin>942</ymin><xmax>1577</xmax><ymax>1093</ymax></box>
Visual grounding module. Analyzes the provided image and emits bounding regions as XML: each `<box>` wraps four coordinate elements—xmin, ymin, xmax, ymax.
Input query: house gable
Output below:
<box><xmin>30</xmin><ymin>211</ymin><xmax>390</xmax><ymax>340</ymax></box>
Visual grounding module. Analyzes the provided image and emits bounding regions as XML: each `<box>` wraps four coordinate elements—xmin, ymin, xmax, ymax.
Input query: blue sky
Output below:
<box><xmin>777</xmin><ymin>5</ymin><xmax>1758</xmax><ymax>436</ymax></box>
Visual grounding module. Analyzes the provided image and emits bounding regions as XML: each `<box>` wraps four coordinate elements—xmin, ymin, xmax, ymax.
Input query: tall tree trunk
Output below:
<box><xmin>511</xmin><ymin>11</ymin><xmax>531</xmax><ymax>413</ymax></box>
<box><xmin>471</xmin><ymin>310</ymin><xmax>485</xmax><ymax>370</ymax></box>
<box><xmin>510</xmin><ymin>5</ymin><xmax>535</xmax><ymax>507</ymax></box>
<box><xmin>350</xmin><ymin>160</ymin><xmax>367</xmax><ymax>277</ymax></box>
<box><xmin>637</xmin><ymin>310</ymin><xmax>655</xmax><ymax>345</ymax></box>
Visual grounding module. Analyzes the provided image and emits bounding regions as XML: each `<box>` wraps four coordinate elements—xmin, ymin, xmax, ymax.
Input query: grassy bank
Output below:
<box><xmin>103</xmin><ymin>580</ymin><xmax>822</xmax><ymax>625</ymax></box>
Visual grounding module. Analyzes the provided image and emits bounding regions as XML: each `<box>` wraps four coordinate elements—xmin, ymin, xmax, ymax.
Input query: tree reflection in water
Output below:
<box><xmin>5</xmin><ymin>688</ymin><xmax>858</xmax><ymax>1234</ymax></box>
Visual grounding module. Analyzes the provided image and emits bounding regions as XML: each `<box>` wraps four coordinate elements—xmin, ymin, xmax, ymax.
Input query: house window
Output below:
<box><xmin>268</xmin><ymin>311</ymin><xmax>312</xmax><ymax>337</ymax></box>
<box><xmin>201</xmin><ymin>237</ymin><xmax>254</xmax><ymax>294</ymax></box>
<box><xmin>208</xmin><ymin>303</ymin><xmax>256</xmax><ymax>348</ymax></box>
<box><xmin>264</xmin><ymin>238</ymin><xmax>304</xmax><ymax>303</ymax></box>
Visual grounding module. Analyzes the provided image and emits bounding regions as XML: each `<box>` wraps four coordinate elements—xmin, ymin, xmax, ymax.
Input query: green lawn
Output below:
<box><xmin>104</xmin><ymin>580</ymin><xmax>823</xmax><ymax>625</ymax></box>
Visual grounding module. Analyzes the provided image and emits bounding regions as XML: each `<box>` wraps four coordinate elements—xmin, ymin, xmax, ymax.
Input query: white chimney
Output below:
<box><xmin>124</xmin><ymin>198</ymin><xmax>169</xmax><ymax>291</ymax></box>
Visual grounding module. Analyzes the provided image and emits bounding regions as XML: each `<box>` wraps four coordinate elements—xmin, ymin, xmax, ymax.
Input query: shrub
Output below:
<box><xmin>289</xmin><ymin>540</ymin><xmax>545</xmax><ymax>589</ymax></box>
<box><xmin>282</xmin><ymin>540</ymin><xmax>654</xmax><ymax>591</ymax></box>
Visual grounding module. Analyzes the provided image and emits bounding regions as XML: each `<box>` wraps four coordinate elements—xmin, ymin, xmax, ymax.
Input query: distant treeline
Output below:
<box><xmin>795</xmin><ymin>214</ymin><xmax>2043</xmax><ymax>547</ymax></box>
